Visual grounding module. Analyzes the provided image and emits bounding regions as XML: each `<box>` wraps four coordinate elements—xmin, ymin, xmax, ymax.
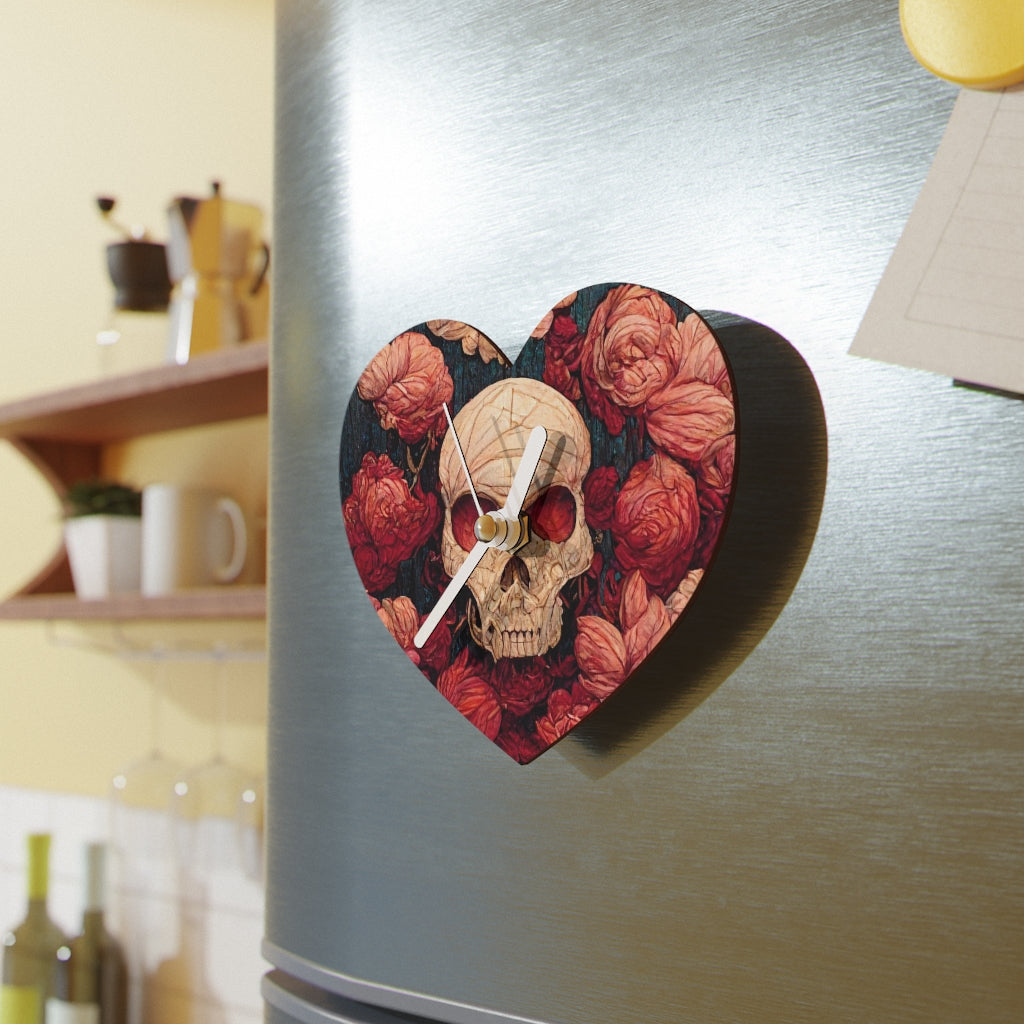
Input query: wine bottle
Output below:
<box><xmin>45</xmin><ymin>845</ymin><xmax>126</xmax><ymax>1024</ymax></box>
<box><xmin>1</xmin><ymin>834</ymin><xmax>68</xmax><ymax>1024</ymax></box>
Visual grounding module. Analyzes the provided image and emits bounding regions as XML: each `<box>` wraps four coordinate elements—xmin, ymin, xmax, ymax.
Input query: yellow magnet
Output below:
<box><xmin>901</xmin><ymin>0</ymin><xmax>1024</xmax><ymax>89</ymax></box>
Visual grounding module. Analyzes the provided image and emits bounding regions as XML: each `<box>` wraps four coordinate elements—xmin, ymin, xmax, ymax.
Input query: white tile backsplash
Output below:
<box><xmin>0</xmin><ymin>784</ymin><xmax>264</xmax><ymax>1023</ymax></box>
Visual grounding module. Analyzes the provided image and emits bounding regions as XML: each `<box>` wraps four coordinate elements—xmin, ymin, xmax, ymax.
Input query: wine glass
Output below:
<box><xmin>107</xmin><ymin>648</ymin><xmax>186</xmax><ymax>1017</ymax></box>
<box><xmin>170</xmin><ymin>647</ymin><xmax>264</xmax><ymax>880</ymax></box>
<box><xmin>109</xmin><ymin>648</ymin><xmax>184</xmax><ymax>811</ymax></box>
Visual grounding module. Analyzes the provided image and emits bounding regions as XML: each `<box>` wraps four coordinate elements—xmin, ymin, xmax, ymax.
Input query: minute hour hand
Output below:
<box><xmin>412</xmin><ymin>539</ymin><xmax>488</xmax><ymax>649</ymax></box>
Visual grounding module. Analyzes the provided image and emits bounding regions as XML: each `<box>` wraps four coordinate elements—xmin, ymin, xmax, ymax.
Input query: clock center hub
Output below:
<box><xmin>474</xmin><ymin>510</ymin><xmax>530</xmax><ymax>553</ymax></box>
<box><xmin>474</xmin><ymin>514</ymin><xmax>498</xmax><ymax>544</ymax></box>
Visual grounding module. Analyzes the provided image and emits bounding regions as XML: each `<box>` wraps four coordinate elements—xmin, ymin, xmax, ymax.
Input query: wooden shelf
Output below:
<box><xmin>0</xmin><ymin>343</ymin><xmax>269</xmax><ymax>620</ymax></box>
<box><xmin>0</xmin><ymin>585</ymin><xmax>265</xmax><ymax>622</ymax></box>
<box><xmin>0</xmin><ymin>341</ymin><xmax>268</xmax><ymax>444</ymax></box>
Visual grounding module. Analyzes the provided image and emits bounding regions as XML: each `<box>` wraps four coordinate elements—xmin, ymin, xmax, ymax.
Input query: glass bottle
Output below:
<box><xmin>45</xmin><ymin>845</ymin><xmax>126</xmax><ymax>1024</ymax></box>
<box><xmin>1</xmin><ymin>834</ymin><xmax>68</xmax><ymax>1024</ymax></box>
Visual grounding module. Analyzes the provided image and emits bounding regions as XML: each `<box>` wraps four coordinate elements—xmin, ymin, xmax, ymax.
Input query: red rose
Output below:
<box><xmin>542</xmin><ymin>313</ymin><xmax>585</xmax><ymax>401</ymax></box>
<box><xmin>582</xmin><ymin>465</ymin><xmax>619</xmax><ymax>531</ymax></box>
<box><xmin>595</xmin><ymin>561</ymin><xmax>625</xmax><ymax>625</ymax></box>
<box><xmin>611</xmin><ymin>453</ymin><xmax>700</xmax><ymax>594</ymax></box>
<box><xmin>491</xmin><ymin>657</ymin><xmax>556</xmax><ymax>716</ymax></box>
<box><xmin>581</xmin><ymin>286</ymin><xmax>684</xmax><ymax>432</ymax></box>
<box><xmin>693</xmin><ymin>507</ymin><xmax>726</xmax><ymax>570</ymax></box>
<box><xmin>343</xmin><ymin>452</ymin><xmax>441</xmax><ymax>592</ymax></box>
<box><xmin>534</xmin><ymin>684</ymin><xmax>599</xmax><ymax>746</ymax></box>
<box><xmin>530</xmin><ymin>292</ymin><xmax>579</xmax><ymax>339</ymax></box>
<box><xmin>356</xmin><ymin>331</ymin><xmax>454</xmax><ymax>444</ymax></box>
<box><xmin>437</xmin><ymin>648</ymin><xmax>502</xmax><ymax>740</ymax></box>
<box><xmin>494</xmin><ymin>721</ymin><xmax>545</xmax><ymax>765</ymax></box>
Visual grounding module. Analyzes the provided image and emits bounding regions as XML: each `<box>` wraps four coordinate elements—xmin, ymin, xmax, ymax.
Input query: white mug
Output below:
<box><xmin>142</xmin><ymin>485</ymin><xmax>247</xmax><ymax>595</ymax></box>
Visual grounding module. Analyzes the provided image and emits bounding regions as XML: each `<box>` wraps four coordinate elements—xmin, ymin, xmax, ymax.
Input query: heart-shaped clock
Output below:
<box><xmin>339</xmin><ymin>283</ymin><xmax>738</xmax><ymax>764</ymax></box>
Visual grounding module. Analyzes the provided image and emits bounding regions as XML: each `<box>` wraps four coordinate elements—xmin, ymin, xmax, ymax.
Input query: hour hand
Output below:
<box><xmin>503</xmin><ymin>425</ymin><xmax>546</xmax><ymax>518</ymax></box>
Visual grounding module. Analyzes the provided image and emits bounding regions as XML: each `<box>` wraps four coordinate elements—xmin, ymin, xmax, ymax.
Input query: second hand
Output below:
<box><xmin>444</xmin><ymin>402</ymin><xmax>483</xmax><ymax>517</ymax></box>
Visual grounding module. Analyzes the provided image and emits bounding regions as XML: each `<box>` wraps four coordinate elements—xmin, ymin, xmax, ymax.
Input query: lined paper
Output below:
<box><xmin>850</xmin><ymin>85</ymin><xmax>1024</xmax><ymax>393</ymax></box>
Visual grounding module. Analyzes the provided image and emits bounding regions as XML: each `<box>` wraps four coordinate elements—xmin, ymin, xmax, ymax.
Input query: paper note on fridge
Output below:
<box><xmin>850</xmin><ymin>85</ymin><xmax>1024</xmax><ymax>394</ymax></box>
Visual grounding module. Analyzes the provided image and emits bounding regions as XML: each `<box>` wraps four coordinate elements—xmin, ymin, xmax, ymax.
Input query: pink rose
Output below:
<box><xmin>619</xmin><ymin>569</ymin><xmax>672</xmax><ymax>665</ymax></box>
<box><xmin>374</xmin><ymin>595</ymin><xmax>419</xmax><ymax>648</ymax></box>
<box><xmin>373</xmin><ymin>595</ymin><xmax>449</xmax><ymax>672</ymax></box>
<box><xmin>581</xmin><ymin>286</ymin><xmax>684</xmax><ymax>432</ymax></box>
<box><xmin>665</xmin><ymin>569</ymin><xmax>703</xmax><ymax>623</ymax></box>
<box><xmin>574</xmin><ymin>616</ymin><xmax>629</xmax><ymax>698</ymax></box>
<box><xmin>343</xmin><ymin>453</ymin><xmax>441</xmax><ymax>592</ymax></box>
<box><xmin>676</xmin><ymin>313</ymin><xmax>733</xmax><ymax>398</ymax></box>
<box><xmin>575</xmin><ymin>571</ymin><xmax>678</xmax><ymax>700</ymax></box>
<box><xmin>611</xmin><ymin>453</ymin><xmax>700</xmax><ymax>594</ymax></box>
<box><xmin>356</xmin><ymin>331</ymin><xmax>454</xmax><ymax>444</ymax></box>
<box><xmin>645</xmin><ymin>378</ymin><xmax>735</xmax><ymax>463</ymax></box>
<box><xmin>437</xmin><ymin>648</ymin><xmax>502</xmax><ymax>741</ymax></box>
<box><xmin>696</xmin><ymin>433</ymin><xmax>735</xmax><ymax>514</ymax></box>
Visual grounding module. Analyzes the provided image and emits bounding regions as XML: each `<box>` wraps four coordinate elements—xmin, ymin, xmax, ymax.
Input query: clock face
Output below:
<box><xmin>339</xmin><ymin>283</ymin><xmax>737</xmax><ymax>764</ymax></box>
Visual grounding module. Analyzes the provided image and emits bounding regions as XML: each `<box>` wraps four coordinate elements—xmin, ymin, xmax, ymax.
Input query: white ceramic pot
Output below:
<box><xmin>64</xmin><ymin>514</ymin><xmax>143</xmax><ymax>600</ymax></box>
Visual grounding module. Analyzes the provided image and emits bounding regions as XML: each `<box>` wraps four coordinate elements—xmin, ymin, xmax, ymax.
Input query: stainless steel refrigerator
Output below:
<box><xmin>262</xmin><ymin>2</ymin><xmax>1024</xmax><ymax>1022</ymax></box>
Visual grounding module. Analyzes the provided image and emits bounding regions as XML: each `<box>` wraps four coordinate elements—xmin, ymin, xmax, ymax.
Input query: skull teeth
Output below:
<box><xmin>496</xmin><ymin>628</ymin><xmax>539</xmax><ymax>660</ymax></box>
<box><xmin>468</xmin><ymin>598</ymin><xmax>564</xmax><ymax>661</ymax></box>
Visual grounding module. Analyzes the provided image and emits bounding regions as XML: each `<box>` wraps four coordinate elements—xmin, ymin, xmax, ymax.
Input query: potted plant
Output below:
<box><xmin>62</xmin><ymin>479</ymin><xmax>143</xmax><ymax>599</ymax></box>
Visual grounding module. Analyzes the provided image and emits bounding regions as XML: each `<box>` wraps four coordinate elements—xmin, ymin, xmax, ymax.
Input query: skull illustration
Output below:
<box><xmin>439</xmin><ymin>378</ymin><xmax>594</xmax><ymax>660</ymax></box>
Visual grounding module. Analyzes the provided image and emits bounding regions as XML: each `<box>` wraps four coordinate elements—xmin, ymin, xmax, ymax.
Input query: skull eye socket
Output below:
<box><xmin>452</xmin><ymin>493</ymin><xmax>499</xmax><ymax>551</ymax></box>
<box><xmin>526</xmin><ymin>486</ymin><xmax>576</xmax><ymax>543</ymax></box>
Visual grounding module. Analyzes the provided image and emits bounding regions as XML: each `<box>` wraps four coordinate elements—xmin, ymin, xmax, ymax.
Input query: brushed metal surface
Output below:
<box><xmin>267</xmin><ymin>1</ymin><xmax>1024</xmax><ymax>1022</ymax></box>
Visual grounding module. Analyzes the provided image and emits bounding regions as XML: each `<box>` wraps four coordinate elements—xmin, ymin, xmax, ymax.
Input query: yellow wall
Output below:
<box><xmin>0</xmin><ymin>0</ymin><xmax>274</xmax><ymax>796</ymax></box>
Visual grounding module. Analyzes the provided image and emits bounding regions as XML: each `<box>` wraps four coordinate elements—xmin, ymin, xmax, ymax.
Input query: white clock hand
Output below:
<box><xmin>502</xmin><ymin>425</ymin><xmax>547</xmax><ymax>519</ymax></box>
<box><xmin>443</xmin><ymin>401</ymin><xmax>483</xmax><ymax>518</ymax></box>
<box><xmin>413</xmin><ymin>424</ymin><xmax>548</xmax><ymax>649</ymax></box>
<box><xmin>413</xmin><ymin>540</ymin><xmax>488</xmax><ymax>649</ymax></box>
<box><xmin>471</xmin><ymin>425</ymin><xmax>547</xmax><ymax>550</ymax></box>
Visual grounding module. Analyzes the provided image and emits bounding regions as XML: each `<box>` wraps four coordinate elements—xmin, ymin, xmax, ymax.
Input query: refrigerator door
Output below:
<box><xmin>266</xmin><ymin>1</ymin><xmax>1024</xmax><ymax>1023</ymax></box>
